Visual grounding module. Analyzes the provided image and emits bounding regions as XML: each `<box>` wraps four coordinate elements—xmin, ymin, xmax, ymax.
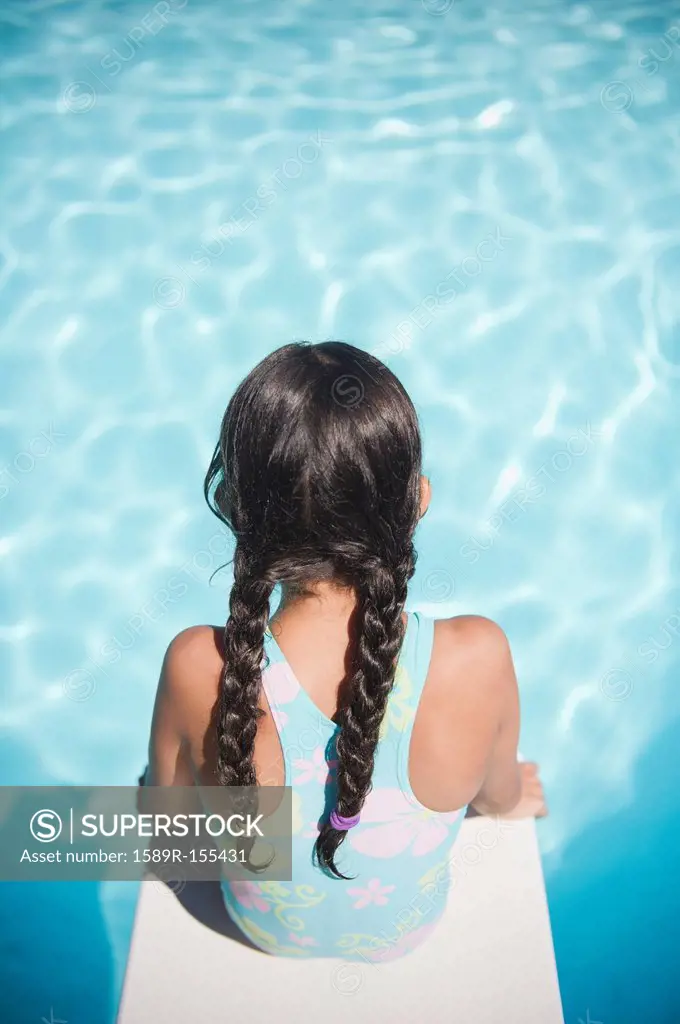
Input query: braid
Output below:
<box><xmin>314</xmin><ymin>545</ymin><xmax>415</xmax><ymax>878</ymax></box>
<box><xmin>204</xmin><ymin>340</ymin><xmax>424</xmax><ymax>880</ymax></box>
<box><xmin>217</xmin><ymin>544</ymin><xmax>273</xmax><ymax>787</ymax></box>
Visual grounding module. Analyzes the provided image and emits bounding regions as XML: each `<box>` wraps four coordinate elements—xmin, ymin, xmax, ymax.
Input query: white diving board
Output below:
<box><xmin>117</xmin><ymin>815</ymin><xmax>564</xmax><ymax>1024</ymax></box>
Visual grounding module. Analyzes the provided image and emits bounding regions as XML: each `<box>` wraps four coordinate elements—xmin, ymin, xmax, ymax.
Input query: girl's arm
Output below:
<box><xmin>469</xmin><ymin>623</ymin><xmax>546</xmax><ymax>818</ymax></box>
<box><xmin>143</xmin><ymin>633</ymin><xmax>198</xmax><ymax>787</ymax></box>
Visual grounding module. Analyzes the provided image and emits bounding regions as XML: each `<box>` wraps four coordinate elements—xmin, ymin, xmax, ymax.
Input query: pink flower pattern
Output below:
<box><xmin>349</xmin><ymin>788</ymin><xmax>463</xmax><ymax>858</ymax></box>
<box><xmin>346</xmin><ymin>878</ymin><xmax>396</xmax><ymax>909</ymax></box>
<box><xmin>271</xmin><ymin>708</ymin><xmax>289</xmax><ymax>730</ymax></box>
<box><xmin>288</xmin><ymin>932</ymin><xmax>317</xmax><ymax>947</ymax></box>
<box><xmin>293</xmin><ymin>746</ymin><xmax>337</xmax><ymax>786</ymax></box>
<box><xmin>263</xmin><ymin>662</ymin><xmax>299</xmax><ymax>705</ymax></box>
<box><xmin>261</xmin><ymin>663</ymin><xmax>300</xmax><ymax>732</ymax></box>
<box><xmin>229</xmin><ymin>881</ymin><xmax>270</xmax><ymax>914</ymax></box>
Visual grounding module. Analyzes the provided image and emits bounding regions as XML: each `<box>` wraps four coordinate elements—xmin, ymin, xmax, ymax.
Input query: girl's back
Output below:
<box><xmin>146</xmin><ymin>341</ymin><xmax>545</xmax><ymax>962</ymax></box>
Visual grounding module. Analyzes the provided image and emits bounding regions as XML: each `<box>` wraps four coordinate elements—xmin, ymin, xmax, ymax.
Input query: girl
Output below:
<box><xmin>145</xmin><ymin>341</ymin><xmax>546</xmax><ymax>962</ymax></box>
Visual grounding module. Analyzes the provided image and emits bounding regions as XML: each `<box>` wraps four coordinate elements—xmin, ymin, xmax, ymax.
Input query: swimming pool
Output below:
<box><xmin>1</xmin><ymin>0</ymin><xmax>680</xmax><ymax>1020</ymax></box>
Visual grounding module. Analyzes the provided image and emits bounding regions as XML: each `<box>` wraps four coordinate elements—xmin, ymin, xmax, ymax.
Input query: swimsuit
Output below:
<box><xmin>221</xmin><ymin>611</ymin><xmax>466</xmax><ymax>961</ymax></box>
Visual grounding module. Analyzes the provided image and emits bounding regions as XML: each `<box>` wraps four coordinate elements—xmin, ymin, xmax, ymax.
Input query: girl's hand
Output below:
<box><xmin>500</xmin><ymin>761</ymin><xmax>548</xmax><ymax>819</ymax></box>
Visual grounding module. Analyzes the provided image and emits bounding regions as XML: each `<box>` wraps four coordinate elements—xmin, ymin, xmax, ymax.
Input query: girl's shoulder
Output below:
<box><xmin>164</xmin><ymin>624</ymin><xmax>225</xmax><ymax>671</ymax></box>
<box><xmin>159</xmin><ymin>625</ymin><xmax>225</xmax><ymax>710</ymax></box>
<box><xmin>433</xmin><ymin>614</ymin><xmax>511</xmax><ymax>656</ymax></box>
<box><xmin>427</xmin><ymin>614</ymin><xmax>516</xmax><ymax>704</ymax></box>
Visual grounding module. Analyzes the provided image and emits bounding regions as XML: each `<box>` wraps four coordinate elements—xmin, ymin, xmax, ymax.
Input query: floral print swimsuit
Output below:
<box><xmin>221</xmin><ymin>612</ymin><xmax>466</xmax><ymax>962</ymax></box>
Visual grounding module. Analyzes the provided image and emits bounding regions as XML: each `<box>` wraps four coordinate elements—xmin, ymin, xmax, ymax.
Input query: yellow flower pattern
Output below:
<box><xmin>337</xmin><ymin>910</ymin><xmax>437</xmax><ymax>962</ymax></box>
<box><xmin>230</xmin><ymin>914</ymin><xmax>307</xmax><ymax>956</ymax></box>
<box><xmin>379</xmin><ymin>665</ymin><xmax>415</xmax><ymax>740</ymax></box>
<box><xmin>257</xmin><ymin>881</ymin><xmax>327</xmax><ymax>931</ymax></box>
<box><xmin>417</xmin><ymin>856</ymin><xmax>452</xmax><ymax>903</ymax></box>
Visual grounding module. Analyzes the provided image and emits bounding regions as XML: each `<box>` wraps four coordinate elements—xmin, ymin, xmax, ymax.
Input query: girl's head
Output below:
<box><xmin>205</xmin><ymin>341</ymin><xmax>426</xmax><ymax>876</ymax></box>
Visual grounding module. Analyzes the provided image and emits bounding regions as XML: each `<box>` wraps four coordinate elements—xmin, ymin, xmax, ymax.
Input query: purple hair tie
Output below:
<box><xmin>329</xmin><ymin>809</ymin><xmax>361</xmax><ymax>831</ymax></box>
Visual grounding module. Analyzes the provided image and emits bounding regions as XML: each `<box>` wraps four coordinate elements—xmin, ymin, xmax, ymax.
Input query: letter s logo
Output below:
<box><xmin>30</xmin><ymin>809</ymin><xmax>63</xmax><ymax>843</ymax></box>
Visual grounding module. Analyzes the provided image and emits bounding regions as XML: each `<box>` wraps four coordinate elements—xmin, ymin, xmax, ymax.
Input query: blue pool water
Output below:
<box><xmin>2</xmin><ymin>0</ymin><xmax>680</xmax><ymax>1020</ymax></box>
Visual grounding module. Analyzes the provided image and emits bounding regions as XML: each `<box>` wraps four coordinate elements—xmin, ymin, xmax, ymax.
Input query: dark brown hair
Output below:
<box><xmin>204</xmin><ymin>341</ymin><xmax>422</xmax><ymax>876</ymax></box>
